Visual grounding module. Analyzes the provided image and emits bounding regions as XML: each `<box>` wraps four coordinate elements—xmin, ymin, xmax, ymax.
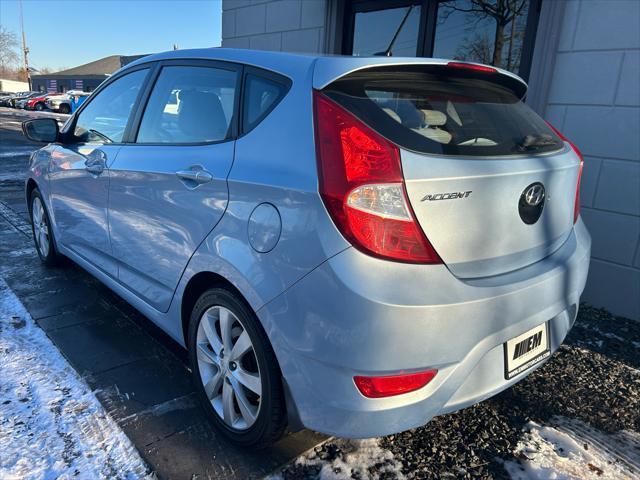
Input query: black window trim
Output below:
<box><xmin>238</xmin><ymin>66</ymin><xmax>292</xmax><ymax>138</ymax></box>
<box><xmin>341</xmin><ymin>0</ymin><xmax>543</xmax><ymax>82</ymax></box>
<box><xmin>60</xmin><ymin>58</ymin><xmax>295</xmax><ymax>148</ymax></box>
<box><xmin>127</xmin><ymin>59</ymin><xmax>244</xmax><ymax>147</ymax></box>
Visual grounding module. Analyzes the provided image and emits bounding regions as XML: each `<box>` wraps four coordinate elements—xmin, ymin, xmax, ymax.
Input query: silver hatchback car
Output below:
<box><xmin>22</xmin><ymin>49</ymin><xmax>591</xmax><ymax>447</ymax></box>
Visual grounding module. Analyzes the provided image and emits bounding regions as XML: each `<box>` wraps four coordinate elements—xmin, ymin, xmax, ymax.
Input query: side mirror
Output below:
<box><xmin>22</xmin><ymin>118</ymin><xmax>59</xmax><ymax>143</ymax></box>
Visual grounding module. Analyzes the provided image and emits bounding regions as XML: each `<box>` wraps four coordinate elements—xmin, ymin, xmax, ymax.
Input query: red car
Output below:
<box><xmin>25</xmin><ymin>93</ymin><xmax>63</xmax><ymax>111</ymax></box>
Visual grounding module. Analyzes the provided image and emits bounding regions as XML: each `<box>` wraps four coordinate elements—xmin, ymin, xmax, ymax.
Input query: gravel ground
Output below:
<box><xmin>276</xmin><ymin>304</ymin><xmax>640</xmax><ymax>479</ymax></box>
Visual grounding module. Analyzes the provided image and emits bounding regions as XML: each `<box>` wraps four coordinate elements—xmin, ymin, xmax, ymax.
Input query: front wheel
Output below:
<box><xmin>35</xmin><ymin>102</ymin><xmax>44</xmax><ymax>111</ymax></box>
<box><xmin>30</xmin><ymin>189</ymin><xmax>61</xmax><ymax>266</ymax></box>
<box><xmin>58</xmin><ymin>104</ymin><xmax>70</xmax><ymax>114</ymax></box>
<box><xmin>188</xmin><ymin>288</ymin><xmax>287</xmax><ymax>448</ymax></box>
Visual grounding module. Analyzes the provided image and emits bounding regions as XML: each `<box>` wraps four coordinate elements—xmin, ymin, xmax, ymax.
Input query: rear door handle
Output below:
<box><xmin>176</xmin><ymin>168</ymin><xmax>213</xmax><ymax>185</ymax></box>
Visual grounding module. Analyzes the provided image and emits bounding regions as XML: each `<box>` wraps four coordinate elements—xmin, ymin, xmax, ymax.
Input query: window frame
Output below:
<box><xmin>129</xmin><ymin>59</ymin><xmax>244</xmax><ymax>147</ymax></box>
<box><xmin>340</xmin><ymin>0</ymin><xmax>543</xmax><ymax>81</ymax></box>
<box><xmin>61</xmin><ymin>64</ymin><xmax>154</xmax><ymax>146</ymax></box>
<box><xmin>239</xmin><ymin>66</ymin><xmax>292</xmax><ymax>137</ymax></box>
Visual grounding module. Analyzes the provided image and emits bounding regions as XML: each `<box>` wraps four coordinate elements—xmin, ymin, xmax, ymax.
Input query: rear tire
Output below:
<box><xmin>59</xmin><ymin>104</ymin><xmax>70</xmax><ymax>114</ymax></box>
<box><xmin>188</xmin><ymin>288</ymin><xmax>287</xmax><ymax>448</ymax></box>
<box><xmin>35</xmin><ymin>103</ymin><xmax>44</xmax><ymax>111</ymax></box>
<box><xmin>30</xmin><ymin>189</ymin><xmax>62</xmax><ymax>266</ymax></box>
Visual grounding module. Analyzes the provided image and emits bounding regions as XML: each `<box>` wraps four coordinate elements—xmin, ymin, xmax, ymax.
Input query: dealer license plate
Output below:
<box><xmin>504</xmin><ymin>323</ymin><xmax>550</xmax><ymax>379</ymax></box>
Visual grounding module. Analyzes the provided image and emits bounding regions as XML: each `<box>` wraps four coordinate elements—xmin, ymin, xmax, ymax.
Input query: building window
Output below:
<box><xmin>351</xmin><ymin>3</ymin><xmax>422</xmax><ymax>56</ymax></box>
<box><xmin>433</xmin><ymin>0</ymin><xmax>530</xmax><ymax>73</ymax></box>
<box><xmin>342</xmin><ymin>0</ymin><xmax>540</xmax><ymax>79</ymax></box>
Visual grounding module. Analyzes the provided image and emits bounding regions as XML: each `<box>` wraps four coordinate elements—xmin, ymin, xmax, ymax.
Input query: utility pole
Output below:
<box><xmin>19</xmin><ymin>0</ymin><xmax>31</xmax><ymax>89</ymax></box>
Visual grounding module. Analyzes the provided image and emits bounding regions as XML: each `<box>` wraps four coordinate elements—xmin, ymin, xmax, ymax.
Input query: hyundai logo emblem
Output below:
<box><xmin>524</xmin><ymin>183</ymin><xmax>545</xmax><ymax>206</ymax></box>
<box><xmin>519</xmin><ymin>182</ymin><xmax>546</xmax><ymax>225</ymax></box>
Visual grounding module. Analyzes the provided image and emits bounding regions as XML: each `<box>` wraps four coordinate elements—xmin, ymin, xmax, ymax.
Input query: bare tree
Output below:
<box><xmin>0</xmin><ymin>25</ymin><xmax>21</xmax><ymax>79</ymax></box>
<box><xmin>454</xmin><ymin>32</ymin><xmax>493</xmax><ymax>64</ymax></box>
<box><xmin>438</xmin><ymin>0</ymin><xmax>527</xmax><ymax>67</ymax></box>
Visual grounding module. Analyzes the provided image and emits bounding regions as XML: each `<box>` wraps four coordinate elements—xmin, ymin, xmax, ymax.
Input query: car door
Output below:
<box><xmin>107</xmin><ymin>61</ymin><xmax>241</xmax><ymax>312</ymax></box>
<box><xmin>48</xmin><ymin>67</ymin><xmax>150</xmax><ymax>277</ymax></box>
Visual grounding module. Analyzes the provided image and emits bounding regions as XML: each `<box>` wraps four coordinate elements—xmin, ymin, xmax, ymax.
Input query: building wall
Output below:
<box><xmin>221</xmin><ymin>0</ymin><xmax>327</xmax><ymax>53</ymax></box>
<box><xmin>31</xmin><ymin>77</ymin><xmax>106</xmax><ymax>93</ymax></box>
<box><xmin>540</xmin><ymin>0</ymin><xmax>640</xmax><ymax>320</ymax></box>
<box><xmin>0</xmin><ymin>79</ymin><xmax>29</xmax><ymax>92</ymax></box>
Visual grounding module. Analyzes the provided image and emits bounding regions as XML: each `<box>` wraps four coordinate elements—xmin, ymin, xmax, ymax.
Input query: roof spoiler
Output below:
<box><xmin>313</xmin><ymin>57</ymin><xmax>528</xmax><ymax>99</ymax></box>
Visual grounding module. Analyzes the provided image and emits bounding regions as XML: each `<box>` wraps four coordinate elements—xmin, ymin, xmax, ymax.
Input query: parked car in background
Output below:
<box><xmin>0</xmin><ymin>92</ymin><xmax>16</xmax><ymax>107</ymax></box>
<box><xmin>6</xmin><ymin>91</ymin><xmax>35</xmax><ymax>108</ymax></box>
<box><xmin>46</xmin><ymin>91</ymin><xmax>90</xmax><ymax>114</ymax></box>
<box><xmin>21</xmin><ymin>49</ymin><xmax>591</xmax><ymax>448</ymax></box>
<box><xmin>24</xmin><ymin>93</ymin><xmax>63</xmax><ymax>111</ymax></box>
<box><xmin>15</xmin><ymin>92</ymin><xmax>46</xmax><ymax>109</ymax></box>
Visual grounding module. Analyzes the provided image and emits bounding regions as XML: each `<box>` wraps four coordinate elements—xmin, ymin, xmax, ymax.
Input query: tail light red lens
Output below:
<box><xmin>313</xmin><ymin>91</ymin><xmax>441</xmax><ymax>263</ymax></box>
<box><xmin>354</xmin><ymin>370</ymin><xmax>438</xmax><ymax>398</ymax></box>
<box><xmin>545</xmin><ymin>121</ymin><xmax>584</xmax><ymax>223</ymax></box>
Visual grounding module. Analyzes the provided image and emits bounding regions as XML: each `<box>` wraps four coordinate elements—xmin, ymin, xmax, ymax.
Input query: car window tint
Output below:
<box><xmin>137</xmin><ymin>65</ymin><xmax>238</xmax><ymax>144</ymax></box>
<box><xmin>242</xmin><ymin>74</ymin><xmax>287</xmax><ymax>133</ymax></box>
<box><xmin>73</xmin><ymin>69</ymin><xmax>148</xmax><ymax>144</ymax></box>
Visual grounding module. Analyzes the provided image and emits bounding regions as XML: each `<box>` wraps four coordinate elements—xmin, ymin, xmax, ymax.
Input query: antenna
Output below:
<box><xmin>19</xmin><ymin>0</ymin><xmax>31</xmax><ymax>89</ymax></box>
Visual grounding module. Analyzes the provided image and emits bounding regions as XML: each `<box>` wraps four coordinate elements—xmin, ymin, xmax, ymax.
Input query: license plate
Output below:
<box><xmin>504</xmin><ymin>323</ymin><xmax>550</xmax><ymax>379</ymax></box>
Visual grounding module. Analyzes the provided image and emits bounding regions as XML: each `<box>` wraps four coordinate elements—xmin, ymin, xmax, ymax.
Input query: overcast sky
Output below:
<box><xmin>0</xmin><ymin>0</ymin><xmax>221</xmax><ymax>72</ymax></box>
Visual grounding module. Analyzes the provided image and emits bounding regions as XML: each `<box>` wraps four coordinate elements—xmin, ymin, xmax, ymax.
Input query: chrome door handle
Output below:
<box><xmin>176</xmin><ymin>169</ymin><xmax>213</xmax><ymax>185</ymax></box>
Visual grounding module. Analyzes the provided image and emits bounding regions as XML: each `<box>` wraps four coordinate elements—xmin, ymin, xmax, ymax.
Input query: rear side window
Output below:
<box><xmin>137</xmin><ymin>65</ymin><xmax>238</xmax><ymax>144</ymax></box>
<box><xmin>242</xmin><ymin>71</ymin><xmax>290</xmax><ymax>134</ymax></box>
<box><xmin>323</xmin><ymin>66</ymin><xmax>563</xmax><ymax>157</ymax></box>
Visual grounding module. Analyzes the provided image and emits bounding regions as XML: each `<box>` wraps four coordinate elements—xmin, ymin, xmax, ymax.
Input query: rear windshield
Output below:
<box><xmin>323</xmin><ymin>66</ymin><xmax>564</xmax><ymax>157</ymax></box>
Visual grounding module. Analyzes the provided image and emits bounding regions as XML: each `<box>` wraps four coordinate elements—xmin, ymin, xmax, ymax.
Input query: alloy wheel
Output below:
<box><xmin>196</xmin><ymin>305</ymin><xmax>262</xmax><ymax>430</ymax></box>
<box><xmin>32</xmin><ymin>197</ymin><xmax>50</xmax><ymax>257</ymax></box>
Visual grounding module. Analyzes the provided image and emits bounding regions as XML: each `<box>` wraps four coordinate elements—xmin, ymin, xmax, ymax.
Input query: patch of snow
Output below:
<box><xmin>0</xmin><ymin>277</ymin><xmax>151</xmax><ymax>479</ymax></box>
<box><xmin>504</xmin><ymin>417</ymin><xmax>640</xmax><ymax>480</ymax></box>
<box><xmin>270</xmin><ymin>438</ymin><xmax>405</xmax><ymax>480</ymax></box>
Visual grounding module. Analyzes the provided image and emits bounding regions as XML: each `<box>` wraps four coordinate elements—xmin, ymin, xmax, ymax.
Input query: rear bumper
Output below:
<box><xmin>258</xmin><ymin>219</ymin><xmax>591</xmax><ymax>438</ymax></box>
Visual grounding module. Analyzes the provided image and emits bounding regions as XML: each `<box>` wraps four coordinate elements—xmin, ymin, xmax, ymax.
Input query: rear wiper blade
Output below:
<box><xmin>517</xmin><ymin>133</ymin><xmax>557</xmax><ymax>150</ymax></box>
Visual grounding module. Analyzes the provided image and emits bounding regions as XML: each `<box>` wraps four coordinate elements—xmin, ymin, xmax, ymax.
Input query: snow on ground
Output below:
<box><xmin>0</xmin><ymin>278</ymin><xmax>151</xmax><ymax>480</ymax></box>
<box><xmin>270</xmin><ymin>438</ymin><xmax>406</xmax><ymax>480</ymax></box>
<box><xmin>504</xmin><ymin>416</ymin><xmax>640</xmax><ymax>480</ymax></box>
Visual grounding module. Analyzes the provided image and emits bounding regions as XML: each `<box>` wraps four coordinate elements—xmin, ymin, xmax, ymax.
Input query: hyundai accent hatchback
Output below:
<box><xmin>22</xmin><ymin>49</ymin><xmax>591</xmax><ymax>447</ymax></box>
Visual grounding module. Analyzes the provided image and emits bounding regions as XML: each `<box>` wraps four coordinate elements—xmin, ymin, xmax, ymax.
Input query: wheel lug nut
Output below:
<box><xmin>229</xmin><ymin>361</ymin><xmax>237</xmax><ymax>371</ymax></box>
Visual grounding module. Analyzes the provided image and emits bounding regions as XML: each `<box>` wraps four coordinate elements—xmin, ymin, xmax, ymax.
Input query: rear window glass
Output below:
<box><xmin>323</xmin><ymin>66</ymin><xmax>563</xmax><ymax>157</ymax></box>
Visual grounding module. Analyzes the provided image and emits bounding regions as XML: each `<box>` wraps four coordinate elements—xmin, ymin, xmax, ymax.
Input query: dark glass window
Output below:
<box><xmin>137</xmin><ymin>65</ymin><xmax>238</xmax><ymax>144</ymax></box>
<box><xmin>433</xmin><ymin>0</ymin><xmax>530</xmax><ymax>73</ymax></box>
<box><xmin>74</xmin><ymin>69</ymin><xmax>148</xmax><ymax>144</ymax></box>
<box><xmin>351</xmin><ymin>5</ymin><xmax>422</xmax><ymax>57</ymax></box>
<box><xmin>323</xmin><ymin>65</ymin><xmax>562</xmax><ymax>157</ymax></box>
<box><xmin>242</xmin><ymin>74</ymin><xmax>288</xmax><ymax>133</ymax></box>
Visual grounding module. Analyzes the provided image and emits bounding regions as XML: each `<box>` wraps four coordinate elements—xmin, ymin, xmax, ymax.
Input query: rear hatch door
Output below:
<box><xmin>321</xmin><ymin>62</ymin><xmax>581</xmax><ymax>278</ymax></box>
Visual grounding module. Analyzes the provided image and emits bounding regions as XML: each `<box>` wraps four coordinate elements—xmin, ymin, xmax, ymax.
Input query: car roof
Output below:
<box><xmin>123</xmin><ymin>48</ymin><xmax>528</xmax><ymax>97</ymax></box>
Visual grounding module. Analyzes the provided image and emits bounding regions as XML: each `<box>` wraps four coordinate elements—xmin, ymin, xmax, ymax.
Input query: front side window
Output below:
<box><xmin>73</xmin><ymin>69</ymin><xmax>148</xmax><ymax>143</ymax></box>
<box><xmin>136</xmin><ymin>65</ymin><xmax>238</xmax><ymax>144</ymax></box>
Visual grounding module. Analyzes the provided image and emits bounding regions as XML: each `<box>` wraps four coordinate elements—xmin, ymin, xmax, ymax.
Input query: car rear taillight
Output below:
<box><xmin>313</xmin><ymin>91</ymin><xmax>441</xmax><ymax>263</ymax></box>
<box><xmin>354</xmin><ymin>370</ymin><xmax>437</xmax><ymax>398</ymax></box>
<box><xmin>546</xmin><ymin>121</ymin><xmax>584</xmax><ymax>223</ymax></box>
